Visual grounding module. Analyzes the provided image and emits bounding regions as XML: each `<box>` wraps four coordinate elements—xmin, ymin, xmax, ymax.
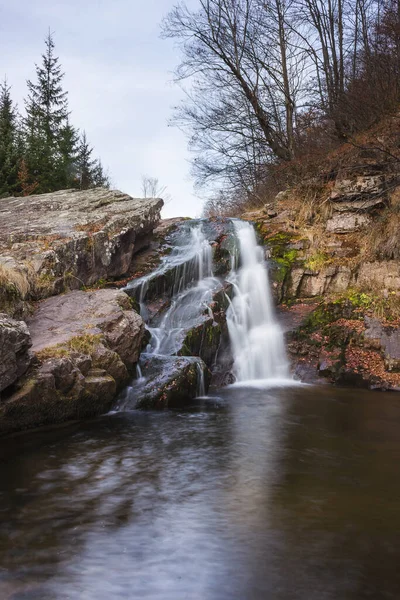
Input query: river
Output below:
<box><xmin>1</xmin><ymin>383</ymin><xmax>400</xmax><ymax>599</ymax></box>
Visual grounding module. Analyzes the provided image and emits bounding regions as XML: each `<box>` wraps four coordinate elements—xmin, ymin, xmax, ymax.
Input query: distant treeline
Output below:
<box><xmin>0</xmin><ymin>32</ymin><xmax>110</xmax><ymax>198</ymax></box>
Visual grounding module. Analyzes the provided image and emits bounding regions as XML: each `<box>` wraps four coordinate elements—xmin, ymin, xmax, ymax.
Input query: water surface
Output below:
<box><xmin>1</xmin><ymin>384</ymin><xmax>400</xmax><ymax>599</ymax></box>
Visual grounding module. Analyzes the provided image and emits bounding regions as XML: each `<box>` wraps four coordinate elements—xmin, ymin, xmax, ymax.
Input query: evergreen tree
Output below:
<box><xmin>55</xmin><ymin>120</ymin><xmax>79</xmax><ymax>189</ymax></box>
<box><xmin>91</xmin><ymin>158</ymin><xmax>110</xmax><ymax>189</ymax></box>
<box><xmin>24</xmin><ymin>31</ymin><xmax>70</xmax><ymax>193</ymax></box>
<box><xmin>76</xmin><ymin>131</ymin><xmax>95</xmax><ymax>189</ymax></box>
<box><xmin>0</xmin><ymin>78</ymin><xmax>21</xmax><ymax>197</ymax></box>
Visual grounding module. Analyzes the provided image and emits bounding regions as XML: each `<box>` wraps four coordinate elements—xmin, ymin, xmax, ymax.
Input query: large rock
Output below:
<box><xmin>364</xmin><ymin>317</ymin><xmax>400</xmax><ymax>372</ymax></box>
<box><xmin>117</xmin><ymin>354</ymin><xmax>211</xmax><ymax>410</ymax></box>
<box><xmin>28</xmin><ymin>289</ymin><xmax>144</xmax><ymax>366</ymax></box>
<box><xmin>284</xmin><ymin>265</ymin><xmax>353</xmax><ymax>299</ymax></box>
<box><xmin>0</xmin><ymin>289</ymin><xmax>145</xmax><ymax>435</ymax></box>
<box><xmin>0</xmin><ymin>189</ymin><xmax>163</xmax><ymax>309</ymax></box>
<box><xmin>0</xmin><ymin>314</ymin><xmax>32</xmax><ymax>393</ymax></box>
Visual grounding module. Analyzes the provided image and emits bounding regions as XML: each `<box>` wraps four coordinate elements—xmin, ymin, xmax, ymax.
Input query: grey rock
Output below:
<box><xmin>357</xmin><ymin>261</ymin><xmax>400</xmax><ymax>291</ymax></box>
<box><xmin>326</xmin><ymin>213</ymin><xmax>372</xmax><ymax>233</ymax></box>
<box><xmin>28</xmin><ymin>288</ymin><xmax>145</xmax><ymax>366</ymax></box>
<box><xmin>0</xmin><ymin>314</ymin><xmax>32</xmax><ymax>393</ymax></box>
<box><xmin>364</xmin><ymin>317</ymin><xmax>400</xmax><ymax>371</ymax></box>
<box><xmin>0</xmin><ymin>188</ymin><xmax>163</xmax><ymax>302</ymax></box>
<box><xmin>0</xmin><ymin>289</ymin><xmax>145</xmax><ymax>434</ymax></box>
<box><xmin>330</xmin><ymin>175</ymin><xmax>387</xmax><ymax>211</ymax></box>
<box><xmin>118</xmin><ymin>354</ymin><xmax>211</xmax><ymax>410</ymax></box>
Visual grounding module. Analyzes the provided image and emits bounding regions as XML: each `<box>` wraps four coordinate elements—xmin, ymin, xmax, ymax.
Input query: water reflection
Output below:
<box><xmin>0</xmin><ymin>386</ymin><xmax>400</xmax><ymax>599</ymax></box>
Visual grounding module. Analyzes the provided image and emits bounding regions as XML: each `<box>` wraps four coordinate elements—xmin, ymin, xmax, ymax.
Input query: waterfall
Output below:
<box><xmin>122</xmin><ymin>221</ymin><xmax>221</xmax><ymax>403</ymax></box>
<box><xmin>146</xmin><ymin>224</ymin><xmax>218</xmax><ymax>357</ymax></box>
<box><xmin>227</xmin><ymin>221</ymin><xmax>289</xmax><ymax>383</ymax></box>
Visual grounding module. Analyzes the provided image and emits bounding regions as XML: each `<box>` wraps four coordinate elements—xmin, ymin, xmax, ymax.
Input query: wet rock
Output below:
<box><xmin>122</xmin><ymin>354</ymin><xmax>211</xmax><ymax>410</ymax></box>
<box><xmin>0</xmin><ymin>360</ymin><xmax>117</xmax><ymax>435</ymax></box>
<box><xmin>179</xmin><ymin>317</ymin><xmax>223</xmax><ymax>368</ymax></box>
<box><xmin>0</xmin><ymin>314</ymin><xmax>32</xmax><ymax>393</ymax></box>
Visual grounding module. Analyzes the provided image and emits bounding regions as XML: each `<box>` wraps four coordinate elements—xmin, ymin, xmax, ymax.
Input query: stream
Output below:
<box><xmin>1</xmin><ymin>385</ymin><xmax>400</xmax><ymax>599</ymax></box>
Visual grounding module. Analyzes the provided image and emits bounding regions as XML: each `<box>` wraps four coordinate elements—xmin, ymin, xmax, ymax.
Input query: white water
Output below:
<box><xmin>227</xmin><ymin>221</ymin><xmax>290</xmax><ymax>383</ymax></box>
<box><xmin>147</xmin><ymin>225</ymin><xmax>219</xmax><ymax>356</ymax></box>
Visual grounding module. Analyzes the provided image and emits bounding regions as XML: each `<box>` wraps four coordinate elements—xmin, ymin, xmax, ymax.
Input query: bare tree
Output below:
<box><xmin>162</xmin><ymin>0</ymin><xmax>305</xmax><ymax>193</ymax></box>
<box><xmin>141</xmin><ymin>175</ymin><xmax>172</xmax><ymax>203</ymax></box>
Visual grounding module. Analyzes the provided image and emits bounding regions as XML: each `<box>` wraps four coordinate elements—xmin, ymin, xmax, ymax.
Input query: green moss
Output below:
<box><xmin>304</xmin><ymin>251</ymin><xmax>331</xmax><ymax>271</ymax></box>
<box><xmin>299</xmin><ymin>303</ymin><xmax>338</xmax><ymax>336</ymax></box>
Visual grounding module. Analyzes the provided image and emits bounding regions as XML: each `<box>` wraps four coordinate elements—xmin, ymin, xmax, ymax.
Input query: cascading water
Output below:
<box><xmin>119</xmin><ymin>218</ymin><xmax>290</xmax><ymax>409</ymax></box>
<box><xmin>119</xmin><ymin>221</ymin><xmax>224</xmax><ymax>406</ymax></box>
<box><xmin>146</xmin><ymin>225</ymin><xmax>217</xmax><ymax>357</ymax></box>
<box><xmin>226</xmin><ymin>220</ymin><xmax>290</xmax><ymax>383</ymax></box>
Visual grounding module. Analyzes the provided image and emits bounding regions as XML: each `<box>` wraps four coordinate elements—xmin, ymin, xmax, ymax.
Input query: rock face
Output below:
<box><xmin>364</xmin><ymin>317</ymin><xmax>400</xmax><ymax>372</ymax></box>
<box><xmin>0</xmin><ymin>315</ymin><xmax>32</xmax><ymax>393</ymax></box>
<box><xmin>0</xmin><ymin>289</ymin><xmax>145</xmax><ymax>435</ymax></box>
<box><xmin>324</xmin><ymin>167</ymin><xmax>398</xmax><ymax>233</ymax></box>
<box><xmin>0</xmin><ymin>188</ymin><xmax>163</xmax><ymax>315</ymax></box>
<box><xmin>326</xmin><ymin>213</ymin><xmax>372</xmax><ymax>233</ymax></box>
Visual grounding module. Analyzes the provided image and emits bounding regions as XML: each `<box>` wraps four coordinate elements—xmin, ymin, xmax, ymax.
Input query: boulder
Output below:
<box><xmin>0</xmin><ymin>289</ymin><xmax>145</xmax><ymax>435</ymax></box>
<box><xmin>117</xmin><ymin>354</ymin><xmax>211</xmax><ymax>410</ymax></box>
<box><xmin>28</xmin><ymin>289</ymin><xmax>144</xmax><ymax>366</ymax></box>
<box><xmin>0</xmin><ymin>189</ymin><xmax>163</xmax><ymax>306</ymax></box>
<box><xmin>0</xmin><ymin>314</ymin><xmax>32</xmax><ymax>393</ymax></box>
<box><xmin>330</xmin><ymin>175</ymin><xmax>388</xmax><ymax>211</ymax></box>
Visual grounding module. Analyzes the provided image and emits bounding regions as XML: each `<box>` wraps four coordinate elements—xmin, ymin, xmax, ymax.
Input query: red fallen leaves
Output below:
<box><xmin>345</xmin><ymin>347</ymin><xmax>400</xmax><ymax>387</ymax></box>
<box><xmin>332</xmin><ymin>318</ymin><xmax>366</xmax><ymax>334</ymax></box>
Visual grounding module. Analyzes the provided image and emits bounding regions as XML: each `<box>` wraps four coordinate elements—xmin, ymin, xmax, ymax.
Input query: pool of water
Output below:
<box><xmin>1</xmin><ymin>384</ymin><xmax>400</xmax><ymax>599</ymax></box>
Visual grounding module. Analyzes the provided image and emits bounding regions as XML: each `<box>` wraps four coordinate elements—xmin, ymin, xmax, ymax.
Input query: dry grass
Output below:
<box><xmin>35</xmin><ymin>334</ymin><xmax>103</xmax><ymax>364</ymax></box>
<box><xmin>364</xmin><ymin>187</ymin><xmax>400</xmax><ymax>260</ymax></box>
<box><xmin>68</xmin><ymin>334</ymin><xmax>103</xmax><ymax>355</ymax></box>
<box><xmin>0</xmin><ymin>263</ymin><xmax>30</xmax><ymax>299</ymax></box>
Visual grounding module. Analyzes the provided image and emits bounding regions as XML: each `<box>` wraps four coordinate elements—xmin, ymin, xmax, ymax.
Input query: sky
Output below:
<box><xmin>0</xmin><ymin>0</ymin><xmax>203</xmax><ymax>218</ymax></box>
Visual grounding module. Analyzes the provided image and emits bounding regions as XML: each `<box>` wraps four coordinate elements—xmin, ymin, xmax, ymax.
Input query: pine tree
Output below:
<box><xmin>55</xmin><ymin>120</ymin><xmax>79</xmax><ymax>189</ymax></box>
<box><xmin>76</xmin><ymin>131</ymin><xmax>95</xmax><ymax>190</ymax></box>
<box><xmin>24</xmin><ymin>31</ymin><xmax>70</xmax><ymax>193</ymax></box>
<box><xmin>91</xmin><ymin>158</ymin><xmax>110</xmax><ymax>189</ymax></box>
<box><xmin>0</xmin><ymin>78</ymin><xmax>21</xmax><ymax>197</ymax></box>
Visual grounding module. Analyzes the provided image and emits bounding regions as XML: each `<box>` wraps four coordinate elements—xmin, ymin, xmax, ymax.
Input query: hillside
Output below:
<box><xmin>245</xmin><ymin>113</ymin><xmax>400</xmax><ymax>389</ymax></box>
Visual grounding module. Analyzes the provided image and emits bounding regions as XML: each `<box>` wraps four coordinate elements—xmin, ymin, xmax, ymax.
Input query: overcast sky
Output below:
<box><xmin>0</xmin><ymin>0</ymin><xmax>203</xmax><ymax>218</ymax></box>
